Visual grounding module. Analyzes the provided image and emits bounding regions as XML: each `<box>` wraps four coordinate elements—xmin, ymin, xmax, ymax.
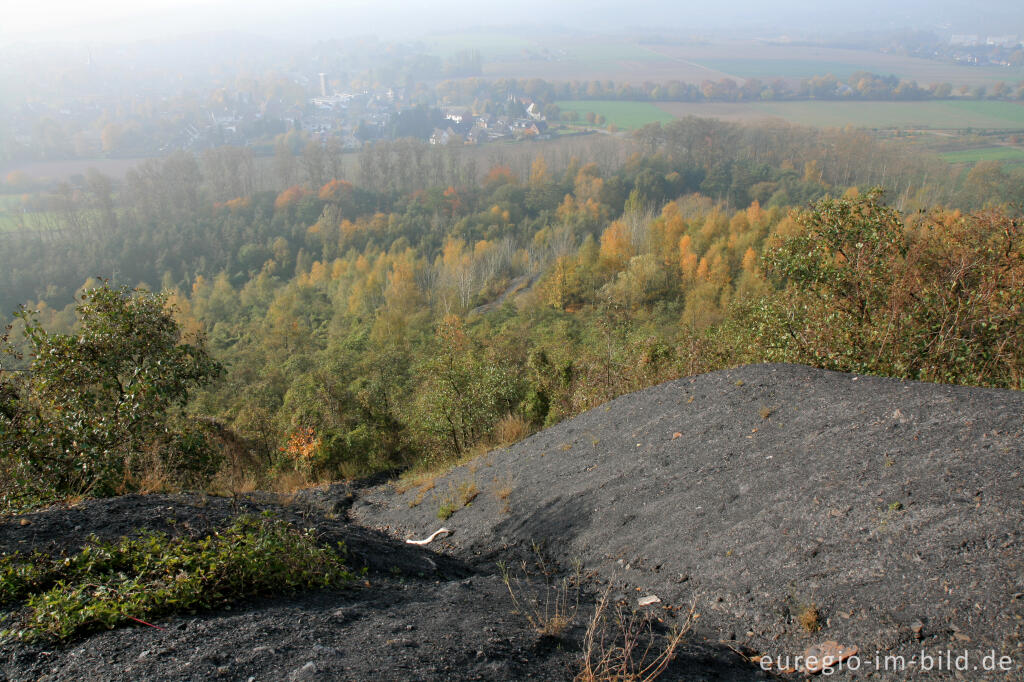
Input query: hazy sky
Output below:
<box><xmin>3</xmin><ymin>0</ymin><xmax>1023</xmax><ymax>46</ymax></box>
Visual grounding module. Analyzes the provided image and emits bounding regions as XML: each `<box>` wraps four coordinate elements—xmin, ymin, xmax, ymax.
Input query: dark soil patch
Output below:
<box><xmin>0</xmin><ymin>492</ymin><xmax>573</xmax><ymax>681</ymax></box>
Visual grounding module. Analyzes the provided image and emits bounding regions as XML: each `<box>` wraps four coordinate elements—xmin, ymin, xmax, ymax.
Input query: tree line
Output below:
<box><xmin>438</xmin><ymin>72</ymin><xmax>1024</xmax><ymax>116</ymax></box>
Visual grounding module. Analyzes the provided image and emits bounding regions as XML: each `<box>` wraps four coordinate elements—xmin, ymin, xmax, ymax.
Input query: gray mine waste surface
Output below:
<box><xmin>3</xmin><ymin>364</ymin><xmax>1022</xmax><ymax>680</ymax></box>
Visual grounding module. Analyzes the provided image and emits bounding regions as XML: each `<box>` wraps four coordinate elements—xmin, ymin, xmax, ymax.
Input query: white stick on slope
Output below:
<box><xmin>405</xmin><ymin>527</ymin><xmax>452</xmax><ymax>545</ymax></box>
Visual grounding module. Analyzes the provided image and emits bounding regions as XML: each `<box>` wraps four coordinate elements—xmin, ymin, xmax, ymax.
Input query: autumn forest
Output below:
<box><xmin>1</xmin><ymin>116</ymin><xmax>1022</xmax><ymax>507</ymax></box>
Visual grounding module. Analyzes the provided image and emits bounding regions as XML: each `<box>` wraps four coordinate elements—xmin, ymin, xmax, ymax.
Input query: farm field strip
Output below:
<box><xmin>939</xmin><ymin>146</ymin><xmax>1024</xmax><ymax>163</ymax></box>
<box><xmin>690</xmin><ymin>58</ymin><xmax>873</xmax><ymax>81</ymax></box>
<box><xmin>426</xmin><ymin>36</ymin><xmax>1024</xmax><ymax>88</ymax></box>
<box><xmin>647</xmin><ymin>42</ymin><xmax>1024</xmax><ymax>86</ymax></box>
<box><xmin>654</xmin><ymin>100</ymin><xmax>1024</xmax><ymax>130</ymax></box>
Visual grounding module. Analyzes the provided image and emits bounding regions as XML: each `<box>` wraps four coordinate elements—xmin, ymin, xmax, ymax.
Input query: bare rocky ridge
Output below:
<box><xmin>1</xmin><ymin>363</ymin><xmax>1021</xmax><ymax>680</ymax></box>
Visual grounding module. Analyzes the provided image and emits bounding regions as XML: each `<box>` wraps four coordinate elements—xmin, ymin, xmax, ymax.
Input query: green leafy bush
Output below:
<box><xmin>0</xmin><ymin>284</ymin><xmax>223</xmax><ymax>507</ymax></box>
<box><xmin>0</xmin><ymin>514</ymin><xmax>354</xmax><ymax>641</ymax></box>
<box><xmin>410</xmin><ymin>316</ymin><xmax>523</xmax><ymax>458</ymax></box>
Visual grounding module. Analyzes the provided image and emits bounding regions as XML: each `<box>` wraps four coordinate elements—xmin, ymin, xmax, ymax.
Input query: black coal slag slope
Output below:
<box><xmin>353</xmin><ymin>363</ymin><xmax>1024</xmax><ymax>671</ymax></box>
<box><xmin>0</xmin><ymin>495</ymin><xmax>577</xmax><ymax>681</ymax></box>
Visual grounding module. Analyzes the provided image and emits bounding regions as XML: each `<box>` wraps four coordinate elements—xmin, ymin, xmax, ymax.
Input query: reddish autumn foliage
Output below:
<box><xmin>318</xmin><ymin>179</ymin><xmax>353</xmax><ymax>202</ymax></box>
<box><xmin>275</xmin><ymin>186</ymin><xmax>308</xmax><ymax>210</ymax></box>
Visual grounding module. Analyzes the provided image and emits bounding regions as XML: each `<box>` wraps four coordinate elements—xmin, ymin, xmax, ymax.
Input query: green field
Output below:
<box><xmin>657</xmin><ymin>100</ymin><xmax>1024</xmax><ymax>130</ymax></box>
<box><xmin>940</xmin><ymin>146</ymin><xmax>1024</xmax><ymax>164</ymax></box>
<box><xmin>0</xmin><ymin>214</ymin><xmax>21</xmax><ymax>232</ymax></box>
<box><xmin>556</xmin><ymin>100</ymin><xmax>676</xmax><ymax>129</ymax></box>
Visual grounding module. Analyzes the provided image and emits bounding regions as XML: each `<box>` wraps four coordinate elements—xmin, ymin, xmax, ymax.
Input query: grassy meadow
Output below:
<box><xmin>555</xmin><ymin>100</ymin><xmax>677</xmax><ymax>129</ymax></box>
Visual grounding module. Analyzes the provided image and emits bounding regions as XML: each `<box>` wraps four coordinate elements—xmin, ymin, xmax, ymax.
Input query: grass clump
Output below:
<box><xmin>435</xmin><ymin>478</ymin><xmax>479</xmax><ymax>519</ymax></box>
<box><xmin>437</xmin><ymin>495</ymin><xmax>457</xmax><ymax>520</ymax></box>
<box><xmin>492</xmin><ymin>474</ymin><xmax>515</xmax><ymax>514</ymax></box>
<box><xmin>0</xmin><ymin>513</ymin><xmax>354</xmax><ymax>641</ymax></box>
<box><xmin>494</xmin><ymin>413</ymin><xmax>532</xmax><ymax>445</ymax></box>
<box><xmin>797</xmin><ymin>603</ymin><xmax>821</xmax><ymax>633</ymax></box>
<box><xmin>458</xmin><ymin>479</ymin><xmax>479</xmax><ymax>506</ymax></box>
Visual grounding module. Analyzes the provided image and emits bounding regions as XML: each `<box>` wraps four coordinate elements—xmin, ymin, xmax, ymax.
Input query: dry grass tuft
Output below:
<box><xmin>269</xmin><ymin>469</ymin><xmax>313</xmax><ymax>497</ymax></box>
<box><xmin>208</xmin><ymin>468</ymin><xmax>261</xmax><ymax>496</ymax></box>
<box><xmin>393</xmin><ymin>470</ymin><xmax>439</xmax><ymax>495</ymax></box>
<box><xmin>433</xmin><ymin>477</ymin><xmax>479</xmax><ymax>519</ymax></box>
<box><xmin>492</xmin><ymin>474</ymin><xmax>515</xmax><ymax>514</ymax></box>
<box><xmin>577</xmin><ymin>587</ymin><xmax>695</xmax><ymax>682</ymax></box>
<box><xmin>495</xmin><ymin>413</ymin><xmax>532</xmax><ymax>445</ymax></box>
<box><xmin>137</xmin><ymin>468</ymin><xmax>175</xmax><ymax>495</ymax></box>
<box><xmin>408</xmin><ymin>488</ymin><xmax>429</xmax><ymax>508</ymax></box>
<box><xmin>798</xmin><ymin>603</ymin><xmax>821</xmax><ymax>633</ymax></box>
<box><xmin>493</xmin><ymin>475</ymin><xmax>514</xmax><ymax>499</ymax></box>
<box><xmin>437</xmin><ymin>493</ymin><xmax>457</xmax><ymax>520</ymax></box>
<box><xmin>458</xmin><ymin>479</ymin><xmax>479</xmax><ymax>506</ymax></box>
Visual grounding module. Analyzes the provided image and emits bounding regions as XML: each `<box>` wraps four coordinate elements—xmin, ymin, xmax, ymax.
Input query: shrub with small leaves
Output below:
<box><xmin>0</xmin><ymin>283</ymin><xmax>223</xmax><ymax>507</ymax></box>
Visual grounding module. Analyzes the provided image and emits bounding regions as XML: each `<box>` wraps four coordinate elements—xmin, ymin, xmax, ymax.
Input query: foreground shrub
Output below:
<box><xmin>747</xmin><ymin>189</ymin><xmax>1023</xmax><ymax>388</ymax></box>
<box><xmin>0</xmin><ymin>284</ymin><xmax>223</xmax><ymax>508</ymax></box>
<box><xmin>0</xmin><ymin>514</ymin><xmax>354</xmax><ymax>641</ymax></box>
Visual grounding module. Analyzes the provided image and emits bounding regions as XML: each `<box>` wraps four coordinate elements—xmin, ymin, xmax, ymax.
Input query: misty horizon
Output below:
<box><xmin>4</xmin><ymin>0</ymin><xmax>1024</xmax><ymax>48</ymax></box>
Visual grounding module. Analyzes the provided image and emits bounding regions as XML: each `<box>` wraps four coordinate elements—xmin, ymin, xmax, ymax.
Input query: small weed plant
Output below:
<box><xmin>498</xmin><ymin>547</ymin><xmax>582</xmax><ymax>638</ymax></box>
<box><xmin>0</xmin><ymin>513</ymin><xmax>354</xmax><ymax>641</ymax></box>
<box><xmin>578</xmin><ymin>586</ymin><xmax>694</xmax><ymax>682</ymax></box>
<box><xmin>437</xmin><ymin>495</ymin><xmax>457</xmax><ymax>520</ymax></box>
